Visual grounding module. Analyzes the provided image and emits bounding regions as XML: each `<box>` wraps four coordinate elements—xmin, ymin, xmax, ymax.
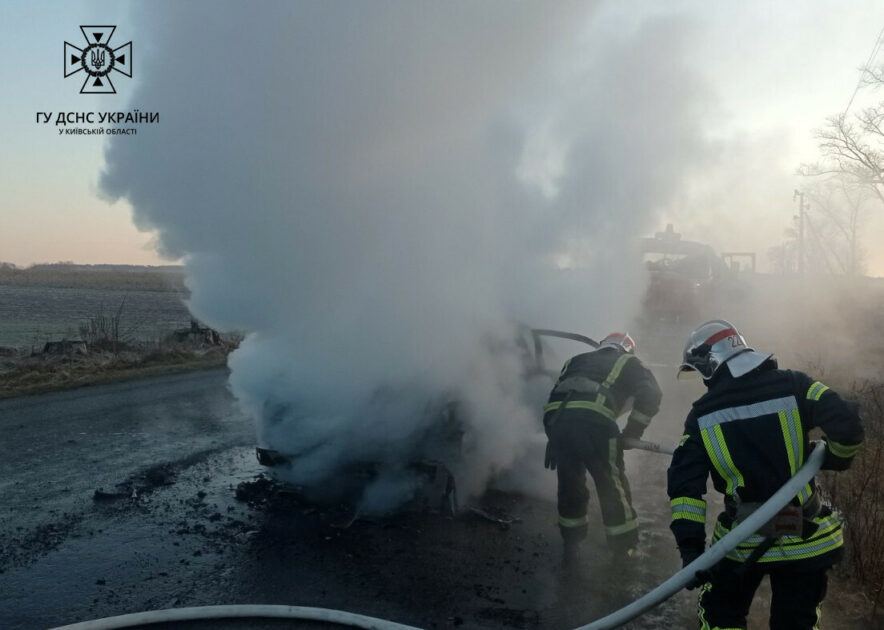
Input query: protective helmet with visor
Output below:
<box><xmin>600</xmin><ymin>332</ymin><xmax>636</xmax><ymax>354</ymax></box>
<box><xmin>677</xmin><ymin>319</ymin><xmax>773</xmax><ymax>380</ymax></box>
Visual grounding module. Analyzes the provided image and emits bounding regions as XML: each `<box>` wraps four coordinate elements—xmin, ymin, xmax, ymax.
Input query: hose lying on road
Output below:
<box><xmin>575</xmin><ymin>440</ymin><xmax>827</xmax><ymax>630</ymax></box>
<box><xmin>49</xmin><ymin>442</ymin><xmax>827</xmax><ymax>630</ymax></box>
<box><xmin>48</xmin><ymin>604</ymin><xmax>424</xmax><ymax>630</ymax></box>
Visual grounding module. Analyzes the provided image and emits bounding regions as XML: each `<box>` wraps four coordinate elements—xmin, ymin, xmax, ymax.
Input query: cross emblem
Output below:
<box><xmin>64</xmin><ymin>26</ymin><xmax>132</xmax><ymax>94</ymax></box>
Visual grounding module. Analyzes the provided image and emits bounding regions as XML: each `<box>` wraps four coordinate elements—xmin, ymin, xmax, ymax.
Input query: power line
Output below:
<box><xmin>843</xmin><ymin>22</ymin><xmax>884</xmax><ymax>116</ymax></box>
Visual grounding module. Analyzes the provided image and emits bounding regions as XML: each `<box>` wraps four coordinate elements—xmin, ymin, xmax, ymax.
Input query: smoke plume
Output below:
<box><xmin>101</xmin><ymin>2</ymin><xmax>715</xmax><ymax>511</ymax></box>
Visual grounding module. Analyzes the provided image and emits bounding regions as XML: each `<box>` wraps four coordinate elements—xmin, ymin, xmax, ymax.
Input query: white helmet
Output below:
<box><xmin>600</xmin><ymin>332</ymin><xmax>636</xmax><ymax>354</ymax></box>
<box><xmin>677</xmin><ymin>320</ymin><xmax>773</xmax><ymax>380</ymax></box>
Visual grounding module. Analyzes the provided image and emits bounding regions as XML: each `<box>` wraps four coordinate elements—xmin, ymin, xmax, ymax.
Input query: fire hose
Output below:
<box><xmin>48</xmin><ymin>605</ymin><xmax>423</xmax><ymax>630</ymax></box>
<box><xmin>49</xmin><ymin>442</ymin><xmax>826</xmax><ymax>630</ymax></box>
<box><xmin>576</xmin><ymin>440</ymin><xmax>827</xmax><ymax>630</ymax></box>
<box><xmin>621</xmin><ymin>437</ymin><xmax>675</xmax><ymax>455</ymax></box>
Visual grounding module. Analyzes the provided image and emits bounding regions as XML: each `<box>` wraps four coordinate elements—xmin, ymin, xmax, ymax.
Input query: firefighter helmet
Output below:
<box><xmin>677</xmin><ymin>320</ymin><xmax>773</xmax><ymax>380</ymax></box>
<box><xmin>600</xmin><ymin>332</ymin><xmax>636</xmax><ymax>354</ymax></box>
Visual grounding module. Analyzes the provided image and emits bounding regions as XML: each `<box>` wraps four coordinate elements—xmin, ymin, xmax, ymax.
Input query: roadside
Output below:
<box><xmin>0</xmin><ymin>342</ymin><xmax>232</xmax><ymax>400</ymax></box>
<box><xmin>0</xmin><ymin>271</ymin><xmax>236</xmax><ymax>399</ymax></box>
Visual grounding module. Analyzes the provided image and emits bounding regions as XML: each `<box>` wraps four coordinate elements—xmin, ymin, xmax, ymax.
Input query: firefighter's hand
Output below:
<box><xmin>620</xmin><ymin>420</ymin><xmax>644</xmax><ymax>444</ymax></box>
<box><xmin>544</xmin><ymin>442</ymin><xmax>557</xmax><ymax>470</ymax></box>
<box><xmin>680</xmin><ymin>548</ymin><xmax>707</xmax><ymax>590</ymax></box>
<box><xmin>686</xmin><ymin>569</ymin><xmax>713</xmax><ymax>591</ymax></box>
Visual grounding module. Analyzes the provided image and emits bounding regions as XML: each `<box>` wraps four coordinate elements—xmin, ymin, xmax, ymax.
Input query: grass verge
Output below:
<box><xmin>0</xmin><ymin>345</ymin><xmax>232</xmax><ymax>400</ymax></box>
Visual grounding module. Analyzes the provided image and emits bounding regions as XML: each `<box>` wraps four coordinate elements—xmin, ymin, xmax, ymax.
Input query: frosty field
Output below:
<box><xmin>0</xmin><ymin>284</ymin><xmax>192</xmax><ymax>349</ymax></box>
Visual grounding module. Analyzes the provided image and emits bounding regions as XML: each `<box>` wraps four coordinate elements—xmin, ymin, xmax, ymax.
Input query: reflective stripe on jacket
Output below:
<box><xmin>667</xmin><ymin>365</ymin><xmax>863</xmax><ymax>565</ymax></box>
<box><xmin>544</xmin><ymin>347</ymin><xmax>661</xmax><ymax>427</ymax></box>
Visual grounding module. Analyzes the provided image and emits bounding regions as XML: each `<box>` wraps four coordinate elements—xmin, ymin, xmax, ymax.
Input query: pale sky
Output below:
<box><xmin>2</xmin><ymin>1</ymin><xmax>884</xmax><ymax>273</ymax></box>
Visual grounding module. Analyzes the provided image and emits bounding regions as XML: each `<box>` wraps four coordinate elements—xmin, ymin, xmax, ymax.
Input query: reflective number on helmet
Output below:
<box><xmin>729</xmin><ymin>336</ymin><xmax>744</xmax><ymax>348</ymax></box>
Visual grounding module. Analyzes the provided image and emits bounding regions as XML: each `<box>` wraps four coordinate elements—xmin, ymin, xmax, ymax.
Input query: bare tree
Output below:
<box><xmin>801</xmin><ymin>111</ymin><xmax>884</xmax><ymax>205</ymax></box>
<box><xmin>799</xmin><ymin>60</ymin><xmax>884</xmax><ymax>201</ymax></box>
<box><xmin>802</xmin><ymin>176</ymin><xmax>870</xmax><ymax>276</ymax></box>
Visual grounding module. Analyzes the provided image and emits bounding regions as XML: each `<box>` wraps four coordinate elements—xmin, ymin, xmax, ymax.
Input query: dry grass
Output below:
<box><xmin>0</xmin><ymin>341</ymin><xmax>235</xmax><ymax>399</ymax></box>
<box><xmin>821</xmin><ymin>380</ymin><xmax>884</xmax><ymax>616</ymax></box>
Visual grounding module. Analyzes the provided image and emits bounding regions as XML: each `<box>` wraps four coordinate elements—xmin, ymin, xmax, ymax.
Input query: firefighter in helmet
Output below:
<box><xmin>543</xmin><ymin>332</ymin><xmax>662</xmax><ymax>566</ymax></box>
<box><xmin>668</xmin><ymin>320</ymin><xmax>863</xmax><ymax>629</ymax></box>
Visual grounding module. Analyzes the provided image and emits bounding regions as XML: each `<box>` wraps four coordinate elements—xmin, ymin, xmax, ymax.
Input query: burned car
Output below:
<box><xmin>253</xmin><ymin>327</ymin><xmax>599</xmax><ymax>516</ymax></box>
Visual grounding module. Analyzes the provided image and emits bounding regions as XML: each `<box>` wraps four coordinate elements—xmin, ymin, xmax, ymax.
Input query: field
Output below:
<box><xmin>0</xmin><ymin>268</ymin><xmax>232</xmax><ymax>398</ymax></box>
<box><xmin>0</xmin><ymin>283</ymin><xmax>192</xmax><ymax>350</ymax></box>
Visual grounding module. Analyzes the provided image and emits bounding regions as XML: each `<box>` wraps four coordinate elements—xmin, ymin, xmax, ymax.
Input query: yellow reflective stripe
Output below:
<box><xmin>713</xmin><ymin>514</ymin><xmax>843</xmax><ymax>562</ymax></box>
<box><xmin>698</xmin><ymin>582</ymin><xmax>713</xmax><ymax>629</ymax></box>
<box><xmin>792</xmin><ymin>407</ymin><xmax>812</xmax><ymax>503</ymax></box>
<box><xmin>806</xmin><ymin>381</ymin><xmax>830</xmax><ymax>401</ymax></box>
<box><xmin>796</xmin><ymin>407</ymin><xmax>805</xmax><ymax>466</ymax></box>
<box><xmin>564</xmin><ymin>399</ymin><xmax>616</xmax><ymax>419</ymax></box>
<box><xmin>828</xmin><ymin>440</ymin><xmax>861</xmax><ymax>458</ymax></box>
<box><xmin>779</xmin><ymin>411</ymin><xmax>797</xmax><ymax>476</ymax></box>
<box><xmin>672</xmin><ymin>511</ymin><xmax>706</xmax><ymax>523</ymax></box>
<box><xmin>701</xmin><ymin>425</ymin><xmax>744</xmax><ymax>497</ymax></box>
<box><xmin>743</xmin><ymin>529</ymin><xmax>842</xmax><ymax>562</ymax></box>
<box><xmin>714</xmin><ymin>513</ymin><xmax>842</xmax><ymax>546</ymax></box>
<box><xmin>558</xmin><ymin>514</ymin><xmax>588</xmax><ymax>528</ymax></box>
<box><xmin>701</xmin><ymin>429</ymin><xmax>732</xmax><ymax>493</ymax></box>
<box><xmin>605</xmin><ymin>516</ymin><xmax>638</xmax><ymax>536</ymax></box>
<box><xmin>679</xmin><ymin>434</ymin><xmax>690</xmax><ymax>446</ymax></box>
<box><xmin>778</xmin><ymin>408</ymin><xmax>812</xmax><ymax>504</ymax></box>
<box><xmin>671</xmin><ymin>497</ymin><xmax>706</xmax><ymax>509</ymax></box>
<box><xmin>543</xmin><ymin>399</ymin><xmax>615</xmax><ymax>419</ymax></box>
<box><xmin>671</xmin><ymin>497</ymin><xmax>706</xmax><ymax>523</ymax></box>
<box><xmin>628</xmin><ymin>409</ymin><xmax>652</xmax><ymax>426</ymax></box>
<box><xmin>608</xmin><ymin>437</ymin><xmax>634</xmax><ymax>527</ymax></box>
<box><xmin>602</xmin><ymin>353</ymin><xmax>633</xmax><ymax>389</ymax></box>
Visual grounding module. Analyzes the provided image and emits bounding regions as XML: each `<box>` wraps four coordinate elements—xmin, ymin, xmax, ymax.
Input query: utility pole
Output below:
<box><xmin>793</xmin><ymin>190</ymin><xmax>806</xmax><ymax>275</ymax></box>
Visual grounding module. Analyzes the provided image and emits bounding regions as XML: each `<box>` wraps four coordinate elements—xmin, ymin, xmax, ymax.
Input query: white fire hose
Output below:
<box><xmin>576</xmin><ymin>440</ymin><xmax>827</xmax><ymax>630</ymax></box>
<box><xmin>50</xmin><ymin>442</ymin><xmax>826</xmax><ymax>630</ymax></box>
<box><xmin>48</xmin><ymin>605</ymin><xmax>423</xmax><ymax>630</ymax></box>
<box><xmin>622</xmin><ymin>437</ymin><xmax>675</xmax><ymax>455</ymax></box>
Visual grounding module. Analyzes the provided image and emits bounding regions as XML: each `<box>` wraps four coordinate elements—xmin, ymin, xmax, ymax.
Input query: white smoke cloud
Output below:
<box><xmin>100</xmin><ymin>2</ymin><xmax>716</xmax><ymax>510</ymax></box>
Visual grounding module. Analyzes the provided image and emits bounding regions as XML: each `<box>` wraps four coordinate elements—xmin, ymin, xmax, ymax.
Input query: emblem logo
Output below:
<box><xmin>64</xmin><ymin>26</ymin><xmax>132</xmax><ymax>94</ymax></box>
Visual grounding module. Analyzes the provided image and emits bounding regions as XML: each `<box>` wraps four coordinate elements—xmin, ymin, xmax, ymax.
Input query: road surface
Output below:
<box><xmin>0</xmin><ymin>369</ymin><xmax>875</xmax><ymax>629</ymax></box>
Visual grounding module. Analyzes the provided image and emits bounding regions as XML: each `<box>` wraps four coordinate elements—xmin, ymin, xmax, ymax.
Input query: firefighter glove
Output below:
<box><xmin>621</xmin><ymin>420</ymin><xmax>644</xmax><ymax>443</ymax></box>
<box><xmin>544</xmin><ymin>441</ymin><xmax>557</xmax><ymax>470</ymax></box>
<box><xmin>687</xmin><ymin>569</ymin><xmax>713</xmax><ymax>591</ymax></box>
<box><xmin>680</xmin><ymin>548</ymin><xmax>708</xmax><ymax>591</ymax></box>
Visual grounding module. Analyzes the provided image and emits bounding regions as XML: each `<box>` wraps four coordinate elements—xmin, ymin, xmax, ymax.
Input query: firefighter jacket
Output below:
<box><xmin>543</xmin><ymin>347</ymin><xmax>662</xmax><ymax>437</ymax></box>
<box><xmin>667</xmin><ymin>363</ymin><xmax>863</xmax><ymax>568</ymax></box>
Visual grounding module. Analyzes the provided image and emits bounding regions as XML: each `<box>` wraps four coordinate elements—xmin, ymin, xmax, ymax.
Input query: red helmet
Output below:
<box><xmin>600</xmin><ymin>332</ymin><xmax>636</xmax><ymax>354</ymax></box>
<box><xmin>677</xmin><ymin>319</ymin><xmax>773</xmax><ymax>380</ymax></box>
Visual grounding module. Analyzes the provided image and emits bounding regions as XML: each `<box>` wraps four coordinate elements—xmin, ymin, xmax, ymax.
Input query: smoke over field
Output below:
<box><xmin>100</xmin><ymin>2</ymin><xmax>718</xmax><ymax>510</ymax></box>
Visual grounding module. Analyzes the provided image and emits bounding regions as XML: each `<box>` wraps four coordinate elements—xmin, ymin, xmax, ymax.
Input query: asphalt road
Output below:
<box><xmin>0</xmin><ymin>369</ymin><xmax>875</xmax><ymax>630</ymax></box>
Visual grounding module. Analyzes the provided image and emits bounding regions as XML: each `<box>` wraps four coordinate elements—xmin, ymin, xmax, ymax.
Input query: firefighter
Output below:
<box><xmin>543</xmin><ymin>332</ymin><xmax>662</xmax><ymax>566</ymax></box>
<box><xmin>668</xmin><ymin>319</ymin><xmax>863</xmax><ymax>630</ymax></box>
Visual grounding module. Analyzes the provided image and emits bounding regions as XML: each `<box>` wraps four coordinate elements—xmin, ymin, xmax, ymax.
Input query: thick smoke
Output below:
<box><xmin>101</xmin><ymin>2</ymin><xmax>714</xmax><ymax>511</ymax></box>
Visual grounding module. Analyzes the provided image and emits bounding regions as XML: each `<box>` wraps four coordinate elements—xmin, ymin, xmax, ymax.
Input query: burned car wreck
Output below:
<box><xmin>253</xmin><ymin>327</ymin><xmax>599</xmax><ymax>517</ymax></box>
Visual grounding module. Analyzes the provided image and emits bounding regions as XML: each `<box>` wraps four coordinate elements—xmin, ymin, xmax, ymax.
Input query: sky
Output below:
<box><xmin>2</xmin><ymin>1</ymin><xmax>884</xmax><ymax>273</ymax></box>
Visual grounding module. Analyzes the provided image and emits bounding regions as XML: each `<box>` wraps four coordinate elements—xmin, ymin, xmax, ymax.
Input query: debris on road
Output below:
<box><xmin>468</xmin><ymin>506</ymin><xmax>521</xmax><ymax>528</ymax></box>
<box><xmin>93</xmin><ymin>463</ymin><xmax>178</xmax><ymax>504</ymax></box>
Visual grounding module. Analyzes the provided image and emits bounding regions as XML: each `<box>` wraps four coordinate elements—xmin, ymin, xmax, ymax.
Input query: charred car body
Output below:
<box><xmin>254</xmin><ymin>328</ymin><xmax>598</xmax><ymax>516</ymax></box>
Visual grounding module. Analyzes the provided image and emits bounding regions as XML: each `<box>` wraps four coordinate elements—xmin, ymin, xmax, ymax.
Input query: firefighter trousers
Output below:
<box><xmin>550</xmin><ymin>411</ymin><xmax>638</xmax><ymax>552</ymax></box>
<box><xmin>697</xmin><ymin>559</ymin><xmax>829</xmax><ymax>629</ymax></box>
